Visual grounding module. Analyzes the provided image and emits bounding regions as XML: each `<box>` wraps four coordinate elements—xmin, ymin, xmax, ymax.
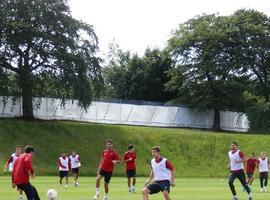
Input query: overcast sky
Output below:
<box><xmin>69</xmin><ymin>0</ymin><xmax>270</xmax><ymax>55</ymax></box>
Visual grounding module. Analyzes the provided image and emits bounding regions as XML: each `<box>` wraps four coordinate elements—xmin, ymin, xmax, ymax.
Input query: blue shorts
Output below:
<box><xmin>147</xmin><ymin>180</ymin><xmax>170</xmax><ymax>194</ymax></box>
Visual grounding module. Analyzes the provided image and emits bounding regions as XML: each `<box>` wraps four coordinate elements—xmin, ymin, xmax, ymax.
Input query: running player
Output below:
<box><xmin>58</xmin><ymin>150</ymin><xmax>71</xmax><ymax>189</ymax></box>
<box><xmin>258</xmin><ymin>152</ymin><xmax>270</xmax><ymax>192</ymax></box>
<box><xmin>69</xmin><ymin>150</ymin><xmax>81</xmax><ymax>187</ymax></box>
<box><xmin>228</xmin><ymin>142</ymin><xmax>252</xmax><ymax>200</ymax></box>
<box><xmin>93</xmin><ymin>139</ymin><xmax>121</xmax><ymax>200</ymax></box>
<box><xmin>245</xmin><ymin>153</ymin><xmax>258</xmax><ymax>188</ymax></box>
<box><xmin>123</xmin><ymin>144</ymin><xmax>137</xmax><ymax>193</ymax></box>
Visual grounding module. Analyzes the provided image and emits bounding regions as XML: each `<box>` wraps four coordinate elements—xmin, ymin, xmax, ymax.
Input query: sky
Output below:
<box><xmin>69</xmin><ymin>0</ymin><xmax>270</xmax><ymax>55</ymax></box>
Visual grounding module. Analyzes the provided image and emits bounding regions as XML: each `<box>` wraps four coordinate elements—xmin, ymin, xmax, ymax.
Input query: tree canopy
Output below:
<box><xmin>0</xmin><ymin>0</ymin><xmax>102</xmax><ymax>118</ymax></box>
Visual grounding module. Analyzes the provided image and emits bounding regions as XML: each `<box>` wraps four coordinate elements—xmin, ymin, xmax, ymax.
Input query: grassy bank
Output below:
<box><xmin>0</xmin><ymin>119</ymin><xmax>269</xmax><ymax>177</ymax></box>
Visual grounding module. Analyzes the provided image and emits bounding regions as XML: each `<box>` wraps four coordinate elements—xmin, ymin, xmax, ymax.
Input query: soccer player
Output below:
<box><xmin>4</xmin><ymin>145</ymin><xmax>24</xmax><ymax>200</ymax></box>
<box><xmin>69</xmin><ymin>150</ymin><xmax>81</xmax><ymax>187</ymax></box>
<box><xmin>123</xmin><ymin>144</ymin><xmax>137</xmax><ymax>193</ymax></box>
<box><xmin>142</xmin><ymin>146</ymin><xmax>175</xmax><ymax>200</ymax></box>
<box><xmin>258</xmin><ymin>151</ymin><xmax>270</xmax><ymax>192</ymax></box>
<box><xmin>12</xmin><ymin>145</ymin><xmax>40</xmax><ymax>200</ymax></box>
<box><xmin>93</xmin><ymin>139</ymin><xmax>121</xmax><ymax>200</ymax></box>
<box><xmin>228</xmin><ymin>142</ymin><xmax>252</xmax><ymax>200</ymax></box>
<box><xmin>245</xmin><ymin>153</ymin><xmax>258</xmax><ymax>187</ymax></box>
<box><xmin>58</xmin><ymin>150</ymin><xmax>71</xmax><ymax>189</ymax></box>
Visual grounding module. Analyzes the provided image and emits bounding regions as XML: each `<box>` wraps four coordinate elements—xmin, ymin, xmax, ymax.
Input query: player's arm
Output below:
<box><xmin>4</xmin><ymin>157</ymin><xmax>13</xmax><ymax>172</ymax></box>
<box><xmin>112</xmin><ymin>152</ymin><xmax>121</xmax><ymax>164</ymax></box>
<box><xmin>227</xmin><ymin>154</ymin><xmax>231</xmax><ymax>169</ymax></box>
<box><xmin>235</xmin><ymin>151</ymin><xmax>245</xmax><ymax>163</ymax></box>
<box><xmin>26</xmin><ymin>157</ymin><xmax>35</xmax><ymax>178</ymax></box>
<box><xmin>166</xmin><ymin>160</ymin><xmax>175</xmax><ymax>186</ymax></box>
<box><xmin>58</xmin><ymin>159</ymin><xmax>66</xmax><ymax>169</ymax></box>
<box><xmin>145</xmin><ymin>169</ymin><xmax>154</xmax><ymax>186</ymax></box>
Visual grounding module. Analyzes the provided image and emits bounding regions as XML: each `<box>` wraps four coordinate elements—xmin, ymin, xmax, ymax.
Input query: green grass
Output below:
<box><xmin>0</xmin><ymin>176</ymin><xmax>270</xmax><ymax>200</ymax></box>
<box><xmin>0</xmin><ymin>119</ymin><xmax>270</xmax><ymax>177</ymax></box>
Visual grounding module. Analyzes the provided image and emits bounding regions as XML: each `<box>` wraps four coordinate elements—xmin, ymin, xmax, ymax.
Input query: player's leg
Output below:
<box><xmin>132</xmin><ymin>176</ymin><xmax>136</xmax><ymax>193</ymax></box>
<box><xmin>264</xmin><ymin>172</ymin><xmax>268</xmax><ymax>191</ymax></box>
<box><xmin>128</xmin><ymin>177</ymin><xmax>131</xmax><ymax>192</ymax></box>
<box><xmin>65</xmin><ymin>174</ymin><xmax>69</xmax><ymax>188</ymax></box>
<box><xmin>59</xmin><ymin>171</ymin><xmax>63</xmax><ymax>186</ymax></box>
<box><xmin>228</xmin><ymin>173</ymin><xmax>238</xmax><ymax>197</ymax></box>
<box><xmin>18</xmin><ymin>188</ymin><xmax>23</xmax><ymax>200</ymax></box>
<box><xmin>93</xmin><ymin>174</ymin><xmax>103</xmax><ymax>199</ymax></box>
<box><xmin>162</xmin><ymin>190</ymin><xmax>171</xmax><ymax>200</ymax></box>
<box><xmin>142</xmin><ymin>182</ymin><xmax>161</xmax><ymax>200</ymax></box>
<box><xmin>142</xmin><ymin>187</ymin><xmax>151</xmax><ymax>200</ymax></box>
<box><xmin>260</xmin><ymin>173</ymin><xmax>264</xmax><ymax>191</ymax></box>
<box><xmin>103</xmin><ymin>172</ymin><xmax>112</xmax><ymax>200</ymax></box>
<box><xmin>236</xmin><ymin>172</ymin><xmax>252</xmax><ymax>199</ymax></box>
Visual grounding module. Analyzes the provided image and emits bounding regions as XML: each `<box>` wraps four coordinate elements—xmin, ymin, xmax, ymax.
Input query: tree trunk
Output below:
<box><xmin>212</xmin><ymin>108</ymin><xmax>221</xmax><ymax>131</ymax></box>
<box><xmin>20</xmin><ymin>68</ymin><xmax>34</xmax><ymax>119</ymax></box>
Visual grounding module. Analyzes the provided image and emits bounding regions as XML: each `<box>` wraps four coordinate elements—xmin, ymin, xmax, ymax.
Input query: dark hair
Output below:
<box><xmin>61</xmin><ymin>150</ymin><xmax>66</xmax><ymax>153</ymax></box>
<box><xmin>231</xmin><ymin>142</ymin><xmax>238</xmax><ymax>146</ymax></box>
<box><xmin>128</xmin><ymin>144</ymin><xmax>134</xmax><ymax>150</ymax></box>
<box><xmin>15</xmin><ymin>145</ymin><xmax>21</xmax><ymax>149</ymax></box>
<box><xmin>152</xmin><ymin>146</ymin><xmax>160</xmax><ymax>152</ymax></box>
<box><xmin>106</xmin><ymin>139</ymin><xmax>113</xmax><ymax>144</ymax></box>
<box><xmin>24</xmin><ymin>145</ymin><xmax>34</xmax><ymax>153</ymax></box>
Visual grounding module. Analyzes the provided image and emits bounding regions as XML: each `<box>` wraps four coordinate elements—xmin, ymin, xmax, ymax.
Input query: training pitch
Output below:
<box><xmin>1</xmin><ymin>176</ymin><xmax>270</xmax><ymax>200</ymax></box>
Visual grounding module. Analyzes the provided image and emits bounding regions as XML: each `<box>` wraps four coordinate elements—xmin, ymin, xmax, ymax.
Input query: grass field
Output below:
<box><xmin>1</xmin><ymin>176</ymin><xmax>270</xmax><ymax>200</ymax></box>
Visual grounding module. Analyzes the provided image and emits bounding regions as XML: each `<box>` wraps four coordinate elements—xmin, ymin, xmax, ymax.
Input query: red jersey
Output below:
<box><xmin>124</xmin><ymin>151</ymin><xmax>136</xmax><ymax>171</ymax></box>
<box><xmin>12</xmin><ymin>153</ymin><xmax>34</xmax><ymax>185</ymax></box>
<box><xmin>246</xmin><ymin>158</ymin><xmax>258</xmax><ymax>173</ymax></box>
<box><xmin>99</xmin><ymin>149</ymin><xmax>120</xmax><ymax>173</ymax></box>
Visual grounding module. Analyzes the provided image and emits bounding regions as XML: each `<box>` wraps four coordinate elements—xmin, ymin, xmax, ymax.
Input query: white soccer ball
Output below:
<box><xmin>46</xmin><ymin>189</ymin><xmax>57</xmax><ymax>200</ymax></box>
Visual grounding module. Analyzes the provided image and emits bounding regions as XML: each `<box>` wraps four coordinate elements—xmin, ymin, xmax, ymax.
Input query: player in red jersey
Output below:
<box><xmin>93</xmin><ymin>139</ymin><xmax>121</xmax><ymax>200</ymax></box>
<box><xmin>12</xmin><ymin>145</ymin><xmax>40</xmax><ymax>200</ymax></box>
<box><xmin>246</xmin><ymin>153</ymin><xmax>259</xmax><ymax>187</ymax></box>
<box><xmin>123</xmin><ymin>144</ymin><xmax>137</xmax><ymax>193</ymax></box>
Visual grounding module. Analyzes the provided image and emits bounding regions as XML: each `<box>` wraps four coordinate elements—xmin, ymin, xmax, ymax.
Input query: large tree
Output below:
<box><xmin>0</xmin><ymin>0</ymin><xmax>102</xmax><ymax>119</ymax></box>
<box><xmin>166</xmin><ymin>14</ymin><xmax>248</xmax><ymax>130</ymax></box>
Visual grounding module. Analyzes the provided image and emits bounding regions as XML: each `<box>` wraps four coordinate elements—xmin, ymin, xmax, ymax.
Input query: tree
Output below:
<box><xmin>166</xmin><ymin>14</ymin><xmax>248</xmax><ymax>131</ymax></box>
<box><xmin>0</xmin><ymin>0</ymin><xmax>102</xmax><ymax>119</ymax></box>
<box><xmin>104</xmin><ymin>47</ymin><xmax>173</xmax><ymax>102</ymax></box>
<box><xmin>232</xmin><ymin>9</ymin><xmax>270</xmax><ymax>102</ymax></box>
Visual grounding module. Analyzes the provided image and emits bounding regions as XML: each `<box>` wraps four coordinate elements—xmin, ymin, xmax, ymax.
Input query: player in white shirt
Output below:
<box><xmin>142</xmin><ymin>146</ymin><xmax>175</xmax><ymax>200</ymax></box>
<box><xmin>228</xmin><ymin>142</ymin><xmax>252</xmax><ymax>200</ymax></box>
<box><xmin>3</xmin><ymin>145</ymin><xmax>24</xmax><ymax>200</ymax></box>
<box><xmin>69</xmin><ymin>150</ymin><xmax>81</xmax><ymax>187</ymax></box>
<box><xmin>258</xmin><ymin>152</ymin><xmax>270</xmax><ymax>192</ymax></box>
<box><xmin>58</xmin><ymin>150</ymin><xmax>71</xmax><ymax>189</ymax></box>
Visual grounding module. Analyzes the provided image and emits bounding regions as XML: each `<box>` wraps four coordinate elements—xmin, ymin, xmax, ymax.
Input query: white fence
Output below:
<box><xmin>0</xmin><ymin>97</ymin><xmax>249</xmax><ymax>131</ymax></box>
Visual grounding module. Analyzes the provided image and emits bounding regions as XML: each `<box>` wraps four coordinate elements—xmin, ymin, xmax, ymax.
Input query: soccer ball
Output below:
<box><xmin>46</xmin><ymin>189</ymin><xmax>57</xmax><ymax>200</ymax></box>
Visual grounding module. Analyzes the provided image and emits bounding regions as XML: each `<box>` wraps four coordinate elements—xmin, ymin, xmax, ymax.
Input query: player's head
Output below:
<box><xmin>106</xmin><ymin>139</ymin><xmax>113</xmax><ymax>149</ymax></box>
<box><xmin>231</xmin><ymin>142</ymin><xmax>238</xmax><ymax>151</ymax></box>
<box><xmin>261</xmin><ymin>151</ymin><xmax>266</xmax><ymax>158</ymax></box>
<box><xmin>72</xmin><ymin>150</ymin><xmax>76</xmax><ymax>156</ymax></box>
<box><xmin>61</xmin><ymin>150</ymin><xmax>66</xmax><ymax>157</ymax></box>
<box><xmin>24</xmin><ymin>145</ymin><xmax>34</xmax><ymax>154</ymax></box>
<box><xmin>151</xmin><ymin>146</ymin><xmax>161</xmax><ymax>158</ymax></box>
<box><xmin>15</xmin><ymin>145</ymin><xmax>21</xmax><ymax>155</ymax></box>
<box><xmin>128</xmin><ymin>144</ymin><xmax>135</xmax><ymax>152</ymax></box>
<box><xmin>251</xmin><ymin>152</ymin><xmax>256</xmax><ymax>158</ymax></box>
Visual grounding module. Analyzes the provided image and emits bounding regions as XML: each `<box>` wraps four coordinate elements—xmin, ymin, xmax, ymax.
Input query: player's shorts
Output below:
<box><xmin>246</xmin><ymin>172</ymin><xmax>254</xmax><ymax>178</ymax></box>
<box><xmin>72</xmin><ymin>167</ymin><xmax>80</xmax><ymax>174</ymax></box>
<box><xmin>99</xmin><ymin>169</ymin><xmax>112</xmax><ymax>183</ymax></box>
<box><xmin>147</xmin><ymin>180</ymin><xmax>170</xmax><ymax>194</ymax></box>
<box><xmin>59</xmin><ymin>171</ymin><xmax>69</xmax><ymax>178</ymax></box>
<box><xmin>126</xmin><ymin>169</ymin><xmax>136</xmax><ymax>178</ymax></box>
